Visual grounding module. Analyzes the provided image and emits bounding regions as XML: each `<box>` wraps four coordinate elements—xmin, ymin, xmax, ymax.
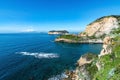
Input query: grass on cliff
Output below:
<box><xmin>78</xmin><ymin>53</ymin><xmax>98</xmax><ymax>79</ymax></box>
<box><xmin>111</xmin><ymin>27</ymin><xmax>120</xmax><ymax>34</ymax></box>
<box><xmin>93</xmin><ymin>36</ymin><xmax>120</xmax><ymax>80</ymax></box>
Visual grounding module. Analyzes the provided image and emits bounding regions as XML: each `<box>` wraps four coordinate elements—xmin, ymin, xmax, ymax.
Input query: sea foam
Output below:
<box><xmin>16</xmin><ymin>52</ymin><xmax>59</xmax><ymax>59</ymax></box>
<box><xmin>48</xmin><ymin>73</ymin><xmax>68</xmax><ymax>80</ymax></box>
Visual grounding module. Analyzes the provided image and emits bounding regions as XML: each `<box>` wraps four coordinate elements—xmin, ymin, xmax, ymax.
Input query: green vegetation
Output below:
<box><xmin>88</xmin><ymin>35</ymin><xmax>96</xmax><ymax>39</ymax></box>
<box><xmin>92</xmin><ymin>35</ymin><xmax>120</xmax><ymax>80</ymax></box>
<box><xmin>111</xmin><ymin>27</ymin><xmax>120</xmax><ymax>34</ymax></box>
<box><xmin>83</xmin><ymin>53</ymin><xmax>98</xmax><ymax>79</ymax></box>
<box><xmin>82</xmin><ymin>32</ymin><xmax>86</xmax><ymax>35</ymax></box>
<box><xmin>86</xmin><ymin>63</ymin><xmax>98</xmax><ymax>79</ymax></box>
<box><xmin>58</xmin><ymin>34</ymin><xmax>80</xmax><ymax>41</ymax></box>
<box><xmin>57</xmin><ymin>34</ymin><xmax>101</xmax><ymax>42</ymax></box>
<box><xmin>76</xmin><ymin>53</ymin><xmax>98</xmax><ymax>80</ymax></box>
<box><xmin>98</xmin><ymin>33</ymin><xmax>106</xmax><ymax>39</ymax></box>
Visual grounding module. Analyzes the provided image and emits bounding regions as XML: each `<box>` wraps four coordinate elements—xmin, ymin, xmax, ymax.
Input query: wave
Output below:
<box><xmin>48</xmin><ymin>73</ymin><xmax>68</xmax><ymax>80</ymax></box>
<box><xmin>16</xmin><ymin>52</ymin><xmax>59</xmax><ymax>59</ymax></box>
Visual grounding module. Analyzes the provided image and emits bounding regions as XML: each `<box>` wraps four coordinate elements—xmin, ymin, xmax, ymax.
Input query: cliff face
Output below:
<box><xmin>80</xmin><ymin>16</ymin><xmax>120</xmax><ymax>37</ymax></box>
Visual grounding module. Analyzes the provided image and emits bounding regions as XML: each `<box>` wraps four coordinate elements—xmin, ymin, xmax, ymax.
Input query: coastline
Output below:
<box><xmin>55</xmin><ymin>38</ymin><xmax>103</xmax><ymax>44</ymax></box>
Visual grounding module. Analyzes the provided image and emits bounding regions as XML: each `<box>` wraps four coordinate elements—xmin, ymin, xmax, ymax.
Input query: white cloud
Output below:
<box><xmin>22</xmin><ymin>28</ymin><xmax>36</xmax><ymax>32</ymax></box>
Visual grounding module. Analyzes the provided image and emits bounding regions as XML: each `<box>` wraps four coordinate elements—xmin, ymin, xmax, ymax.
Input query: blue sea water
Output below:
<box><xmin>0</xmin><ymin>33</ymin><xmax>102</xmax><ymax>80</ymax></box>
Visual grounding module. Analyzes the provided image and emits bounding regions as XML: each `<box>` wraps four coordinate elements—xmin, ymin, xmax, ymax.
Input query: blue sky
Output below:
<box><xmin>0</xmin><ymin>0</ymin><xmax>120</xmax><ymax>33</ymax></box>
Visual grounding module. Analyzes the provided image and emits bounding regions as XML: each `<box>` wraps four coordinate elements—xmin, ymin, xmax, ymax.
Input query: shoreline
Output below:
<box><xmin>55</xmin><ymin>38</ymin><xmax>103</xmax><ymax>44</ymax></box>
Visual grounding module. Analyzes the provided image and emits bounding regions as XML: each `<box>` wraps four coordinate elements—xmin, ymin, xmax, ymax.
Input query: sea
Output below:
<box><xmin>0</xmin><ymin>33</ymin><xmax>102</xmax><ymax>80</ymax></box>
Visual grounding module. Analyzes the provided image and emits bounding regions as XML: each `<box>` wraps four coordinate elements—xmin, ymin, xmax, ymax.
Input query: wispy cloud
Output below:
<box><xmin>22</xmin><ymin>28</ymin><xmax>36</xmax><ymax>32</ymax></box>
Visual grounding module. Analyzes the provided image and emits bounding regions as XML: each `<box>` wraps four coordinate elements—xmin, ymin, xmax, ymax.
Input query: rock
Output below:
<box><xmin>96</xmin><ymin>61</ymin><xmax>102</xmax><ymax>71</ymax></box>
<box><xmin>64</xmin><ymin>70</ymin><xmax>76</xmax><ymax>80</ymax></box>
<box><xmin>99</xmin><ymin>36</ymin><xmax>112</xmax><ymax>57</ymax></box>
<box><xmin>103</xmin><ymin>36</ymin><xmax>112</xmax><ymax>44</ymax></box>
<box><xmin>77</xmin><ymin>53</ymin><xmax>98</xmax><ymax>66</ymax></box>
<box><xmin>77</xmin><ymin>54</ymin><xmax>93</xmax><ymax>66</ymax></box>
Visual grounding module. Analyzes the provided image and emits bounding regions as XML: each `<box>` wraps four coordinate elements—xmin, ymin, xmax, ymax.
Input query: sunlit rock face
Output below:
<box><xmin>99</xmin><ymin>36</ymin><xmax>112</xmax><ymax>57</ymax></box>
<box><xmin>80</xmin><ymin>16</ymin><xmax>120</xmax><ymax>37</ymax></box>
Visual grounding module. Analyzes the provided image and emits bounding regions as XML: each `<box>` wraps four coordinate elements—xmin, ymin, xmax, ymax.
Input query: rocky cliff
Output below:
<box><xmin>64</xmin><ymin>34</ymin><xmax>120</xmax><ymax>80</ymax></box>
<box><xmin>80</xmin><ymin>15</ymin><xmax>120</xmax><ymax>37</ymax></box>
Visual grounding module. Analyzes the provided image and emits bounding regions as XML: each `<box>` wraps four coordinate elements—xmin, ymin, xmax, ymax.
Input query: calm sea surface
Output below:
<box><xmin>0</xmin><ymin>33</ymin><xmax>102</xmax><ymax>80</ymax></box>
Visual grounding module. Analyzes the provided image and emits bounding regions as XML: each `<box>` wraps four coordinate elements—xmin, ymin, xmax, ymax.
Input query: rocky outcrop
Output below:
<box><xmin>77</xmin><ymin>57</ymin><xmax>92</xmax><ymax>67</ymax></box>
<box><xmin>80</xmin><ymin>16</ymin><xmax>120</xmax><ymax>37</ymax></box>
<box><xmin>64</xmin><ymin>53</ymin><xmax>98</xmax><ymax>80</ymax></box>
<box><xmin>48</xmin><ymin>30</ymin><xmax>69</xmax><ymax>35</ymax></box>
<box><xmin>99</xmin><ymin>36</ymin><xmax>113</xmax><ymax>57</ymax></box>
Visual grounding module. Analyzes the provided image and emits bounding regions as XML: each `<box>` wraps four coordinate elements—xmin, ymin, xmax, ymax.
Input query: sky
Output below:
<box><xmin>0</xmin><ymin>0</ymin><xmax>120</xmax><ymax>33</ymax></box>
